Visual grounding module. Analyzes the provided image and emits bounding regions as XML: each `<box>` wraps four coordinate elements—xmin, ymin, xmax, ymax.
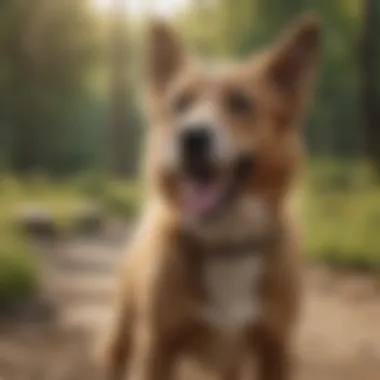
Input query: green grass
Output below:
<box><xmin>0</xmin><ymin>173</ymin><xmax>141</xmax><ymax>236</ymax></box>
<box><xmin>76</xmin><ymin>172</ymin><xmax>143</xmax><ymax>218</ymax></box>
<box><xmin>300</xmin><ymin>160</ymin><xmax>380</xmax><ymax>271</ymax></box>
<box><xmin>0</xmin><ymin>174</ymin><xmax>88</xmax><ymax>235</ymax></box>
<box><xmin>0</xmin><ymin>173</ymin><xmax>141</xmax><ymax>307</ymax></box>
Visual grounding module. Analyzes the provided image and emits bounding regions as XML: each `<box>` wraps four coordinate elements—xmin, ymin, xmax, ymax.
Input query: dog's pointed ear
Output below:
<box><xmin>146</xmin><ymin>19</ymin><xmax>186</xmax><ymax>91</ymax></box>
<box><xmin>266</xmin><ymin>14</ymin><xmax>322</xmax><ymax>101</ymax></box>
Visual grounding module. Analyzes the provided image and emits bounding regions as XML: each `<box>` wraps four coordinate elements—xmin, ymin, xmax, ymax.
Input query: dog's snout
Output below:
<box><xmin>180</xmin><ymin>126</ymin><xmax>212</xmax><ymax>158</ymax></box>
<box><xmin>179</xmin><ymin>124</ymin><xmax>216</xmax><ymax>180</ymax></box>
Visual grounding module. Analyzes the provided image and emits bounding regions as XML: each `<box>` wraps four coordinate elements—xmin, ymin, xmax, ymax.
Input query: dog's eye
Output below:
<box><xmin>171</xmin><ymin>92</ymin><xmax>194</xmax><ymax>115</ymax></box>
<box><xmin>226</xmin><ymin>91</ymin><xmax>252</xmax><ymax>116</ymax></box>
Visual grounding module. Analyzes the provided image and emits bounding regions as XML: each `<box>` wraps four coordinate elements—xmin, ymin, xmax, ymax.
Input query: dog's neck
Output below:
<box><xmin>179</xmin><ymin>226</ymin><xmax>282</xmax><ymax>260</ymax></box>
<box><xmin>143</xmin><ymin>194</ymin><xmax>283</xmax><ymax>254</ymax></box>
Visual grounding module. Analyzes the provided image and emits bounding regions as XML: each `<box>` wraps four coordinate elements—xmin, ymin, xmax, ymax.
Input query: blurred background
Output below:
<box><xmin>0</xmin><ymin>0</ymin><xmax>379</xmax><ymax>379</ymax></box>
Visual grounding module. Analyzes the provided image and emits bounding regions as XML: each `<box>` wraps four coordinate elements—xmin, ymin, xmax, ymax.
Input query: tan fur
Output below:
<box><xmin>98</xmin><ymin>13</ymin><xmax>321</xmax><ymax>380</ymax></box>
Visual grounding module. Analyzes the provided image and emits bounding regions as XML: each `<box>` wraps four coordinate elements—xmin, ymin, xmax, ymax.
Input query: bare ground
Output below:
<box><xmin>1</xmin><ymin>226</ymin><xmax>379</xmax><ymax>380</ymax></box>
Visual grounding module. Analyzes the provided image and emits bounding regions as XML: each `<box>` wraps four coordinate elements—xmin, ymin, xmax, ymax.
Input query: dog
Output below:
<box><xmin>99</xmin><ymin>13</ymin><xmax>321</xmax><ymax>380</ymax></box>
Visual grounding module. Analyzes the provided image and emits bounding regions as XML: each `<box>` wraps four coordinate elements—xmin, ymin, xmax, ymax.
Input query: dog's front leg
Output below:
<box><xmin>255</xmin><ymin>329</ymin><xmax>291</xmax><ymax>380</ymax></box>
<box><xmin>96</xmin><ymin>265</ymin><xmax>135</xmax><ymax>380</ymax></box>
<box><xmin>99</xmin><ymin>301</ymin><xmax>133</xmax><ymax>380</ymax></box>
<box><xmin>132</xmin><ymin>334</ymin><xmax>177</xmax><ymax>380</ymax></box>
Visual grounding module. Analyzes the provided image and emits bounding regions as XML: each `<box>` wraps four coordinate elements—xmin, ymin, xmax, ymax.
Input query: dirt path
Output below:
<box><xmin>1</xmin><ymin>226</ymin><xmax>379</xmax><ymax>379</ymax></box>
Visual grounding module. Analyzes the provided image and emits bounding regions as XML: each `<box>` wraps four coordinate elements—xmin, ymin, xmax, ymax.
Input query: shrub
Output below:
<box><xmin>100</xmin><ymin>182</ymin><xmax>142</xmax><ymax>218</ymax></box>
<box><xmin>0</xmin><ymin>238</ymin><xmax>39</xmax><ymax>308</ymax></box>
<box><xmin>301</xmin><ymin>160</ymin><xmax>380</xmax><ymax>271</ymax></box>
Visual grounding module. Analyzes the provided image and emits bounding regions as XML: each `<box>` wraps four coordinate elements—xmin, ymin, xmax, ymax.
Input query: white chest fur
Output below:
<box><xmin>200</xmin><ymin>254</ymin><xmax>263</xmax><ymax>335</ymax></box>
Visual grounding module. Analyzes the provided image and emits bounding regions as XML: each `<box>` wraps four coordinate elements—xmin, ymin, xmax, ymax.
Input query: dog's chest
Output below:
<box><xmin>199</xmin><ymin>254</ymin><xmax>263</xmax><ymax>334</ymax></box>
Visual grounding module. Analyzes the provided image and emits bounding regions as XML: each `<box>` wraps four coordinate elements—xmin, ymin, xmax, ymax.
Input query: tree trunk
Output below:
<box><xmin>108</xmin><ymin>0</ymin><xmax>132</xmax><ymax>178</ymax></box>
<box><xmin>360</xmin><ymin>0</ymin><xmax>380</xmax><ymax>170</ymax></box>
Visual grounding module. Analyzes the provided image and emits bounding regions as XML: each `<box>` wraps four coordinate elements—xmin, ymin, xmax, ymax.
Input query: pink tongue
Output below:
<box><xmin>180</xmin><ymin>180</ymin><xmax>224</xmax><ymax>219</ymax></box>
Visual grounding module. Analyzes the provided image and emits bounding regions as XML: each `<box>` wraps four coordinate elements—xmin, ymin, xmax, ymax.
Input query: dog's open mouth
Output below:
<box><xmin>179</xmin><ymin>156</ymin><xmax>254</xmax><ymax>221</ymax></box>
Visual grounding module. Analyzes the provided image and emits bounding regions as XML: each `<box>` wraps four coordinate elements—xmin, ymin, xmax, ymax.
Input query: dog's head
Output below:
<box><xmin>143</xmin><ymin>15</ymin><xmax>321</xmax><ymax>227</ymax></box>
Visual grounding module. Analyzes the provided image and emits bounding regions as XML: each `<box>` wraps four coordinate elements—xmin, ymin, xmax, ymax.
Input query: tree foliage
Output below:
<box><xmin>0</xmin><ymin>0</ymin><xmax>105</xmax><ymax>174</ymax></box>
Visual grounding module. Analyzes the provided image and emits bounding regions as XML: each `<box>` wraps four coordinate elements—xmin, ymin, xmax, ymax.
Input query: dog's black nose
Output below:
<box><xmin>180</xmin><ymin>126</ymin><xmax>212</xmax><ymax>160</ymax></box>
<box><xmin>179</xmin><ymin>125</ymin><xmax>214</xmax><ymax>179</ymax></box>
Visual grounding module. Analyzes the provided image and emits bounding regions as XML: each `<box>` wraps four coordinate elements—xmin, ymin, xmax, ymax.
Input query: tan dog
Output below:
<box><xmin>99</xmin><ymin>14</ymin><xmax>321</xmax><ymax>380</ymax></box>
